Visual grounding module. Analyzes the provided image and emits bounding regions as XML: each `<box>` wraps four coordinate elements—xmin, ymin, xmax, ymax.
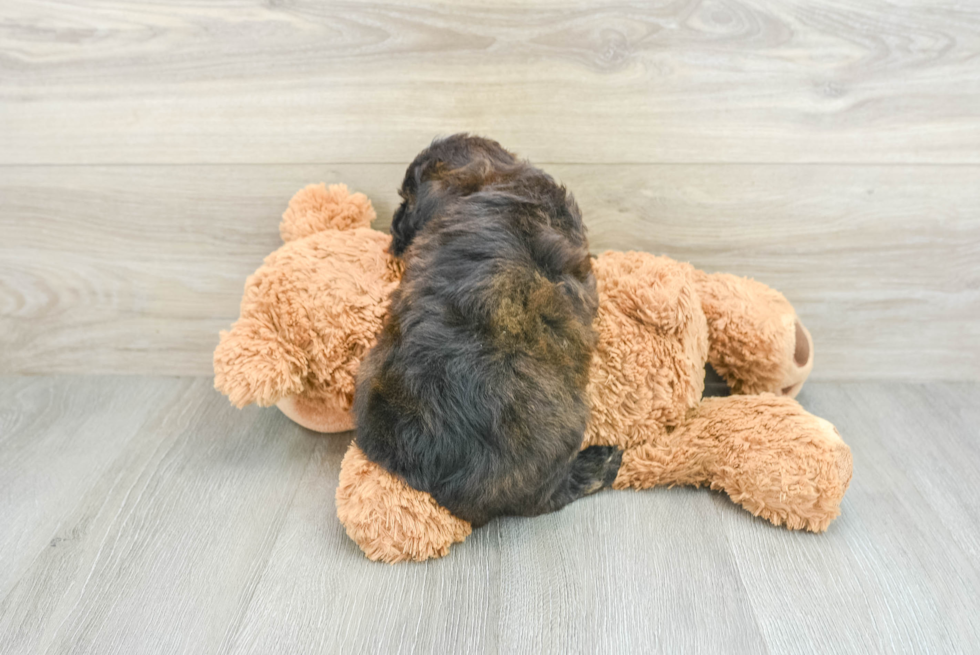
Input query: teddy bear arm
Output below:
<box><xmin>213</xmin><ymin>315</ymin><xmax>308</xmax><ymax>409</ymax></box>
<box><xmin>693</xmin><ymin>271</ymin><xmax>813</xmax><ymax>397</ymax></box>
<box><xmin>614</xmin><ymin>394</ymin><xmax>851</xmax><ymax>532</ymax></box>
<box><xmin>335</xmin><ymin>443</ymin><xmax>472</xmax><ymax>562</ymax></box>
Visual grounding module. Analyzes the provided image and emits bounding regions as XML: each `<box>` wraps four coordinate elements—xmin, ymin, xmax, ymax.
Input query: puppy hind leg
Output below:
<box><xmin>537</xmin><ymin>445</ymin><xmax>622</xmax><ymax>514</ymax></box>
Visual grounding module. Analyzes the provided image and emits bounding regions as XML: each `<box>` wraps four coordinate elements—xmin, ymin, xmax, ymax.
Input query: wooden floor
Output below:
<box><xmin>0</xmin><ymin>377</ymin><xmax>977</xmax><ymax>654</ymax></box>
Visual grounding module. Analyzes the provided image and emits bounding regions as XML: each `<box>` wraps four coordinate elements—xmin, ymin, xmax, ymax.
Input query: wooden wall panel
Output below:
<box><xmin>2</xmin><ymin>164</ymin><xmax>977</xmax><ymax>379</ymax></box>
<box><xmin>1</xmin><ymin>0</ymin><xmax>978</xmax><ymax>165</ymax></box>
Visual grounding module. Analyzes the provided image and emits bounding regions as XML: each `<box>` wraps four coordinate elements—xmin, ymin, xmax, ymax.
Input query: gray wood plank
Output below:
<box><xmin>0</xmin><ymin>376</ymin><xmax>188</xmax><ymax>598</ymax></box>
<box><xmin>3</xmin><ymin>164</ymin><xmax>977</xmax><ymax>379</ymax></box>
<box><xmin>493</xmin><ymin>491</ymin><xmax>767</xmax><ymax>654</ymax></box>
<box><xmin>2</xmin><ymin>378</ymin><xmax>980</xmax><ymax>653</ymax></box>
<box><xmin>878</xmin><ymin>384</ymin><xmax>980</xmax><ymax>566</ymax></box>
<box><xmin>0</xmin><ymin>378</ymin><xmax>316</xmax><ymax>655</ymax></box>
<box><xmin>227</xmin><ymin>435</ymin><xmax>505</xmax><ymax>655</ymax></box>
<box><xmin>1</xmin><ymin>0</ymin><xmax>978</xmax><ymax>165</ymax></box>
<box><xmin>720</xmin><ymin>383</ymin><xmax>980</xmax><ymax>654</ymax></box>
<box><xmin>232</xmin><ymin>436</ymin><xmax>765</xmax><ymax>654</ymax></box>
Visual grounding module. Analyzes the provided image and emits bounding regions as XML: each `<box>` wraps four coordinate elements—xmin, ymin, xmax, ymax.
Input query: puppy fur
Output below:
<box><xmin>355</xmin><ymin>134</ymin><xmax>621</xmax><ymax>527</ymax></box>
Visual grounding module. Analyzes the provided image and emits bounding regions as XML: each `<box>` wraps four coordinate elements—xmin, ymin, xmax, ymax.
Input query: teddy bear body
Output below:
<box><xmin>215</xmin><ymin>184</ymin><xmax>851</xmax><ymax>563</ymax></box>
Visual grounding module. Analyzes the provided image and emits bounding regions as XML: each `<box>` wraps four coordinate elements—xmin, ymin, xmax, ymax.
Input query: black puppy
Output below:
<box><xmin>355</xmin><ymin>134</ymin><xmax>621</xmax><ymax>527</ymax></box>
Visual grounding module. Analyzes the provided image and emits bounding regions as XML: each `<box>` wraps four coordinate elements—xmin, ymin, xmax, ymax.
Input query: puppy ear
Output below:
<box><xmin>388</xmin><ymin>199</ymin><xmax>416</xmax><ymax>257</ymax></box>
<box><xmin>389</xmin><ymin>182</ymin><xmax>444</xmax><ymax>257</ymax></box>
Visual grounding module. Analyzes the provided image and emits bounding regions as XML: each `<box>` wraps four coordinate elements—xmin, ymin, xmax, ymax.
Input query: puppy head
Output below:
<box><xmin>390</xmin><ymin>134</ymin><xmax>518</xmax><ymax>257</ymax></box>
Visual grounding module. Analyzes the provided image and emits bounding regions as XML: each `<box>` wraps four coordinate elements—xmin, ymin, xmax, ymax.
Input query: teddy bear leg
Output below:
<box><xmin>335</xmin><ymin>443</ymin><xmax>472</xmax><ymax>562</ymax></box>
<box><xmin>693</xmin><ymin>271</ymin><xmax>813</xmax><ymax>397</ymax></box>
<box><xmin>615</xmin><ymin>394</ymin><xmax>851</xmax><ymax>532</ymax></box>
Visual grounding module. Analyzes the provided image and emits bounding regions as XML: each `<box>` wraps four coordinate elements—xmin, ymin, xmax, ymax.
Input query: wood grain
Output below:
<box><xmin>1</xmin><ymin>0</ymin><xmax>978</xmax><ymax>165</ymax></box>
<box><xmin>231</xmin><ymin>440</ymin><xmax>766</xmax><ymax>654</ymax></box>
<box><xmin>2</xmin><ymin>164</ymin><xmax>977</xmax><ymax>379</ymax></box>
<box><xmin>1</xmin><ymin>377</ymin><xmax>979</xmax><ymax>653</ymax></box>
<box><xmin>0</xmin><ymin>377</ymin><xmax>317</xmax><ymax>655</ymax></box>
<box><xmin>723</xmin><ymin>382</ymin><xmax>980</xmax><ymax>653</ymax></box>
<box><xmin>0</xmin><ymin>376</ymin><xmax>187</xmax><ymax>598</ymax></box>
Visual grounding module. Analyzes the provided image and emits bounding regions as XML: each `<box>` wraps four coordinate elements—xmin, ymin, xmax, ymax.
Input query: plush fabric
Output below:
<box><xmin>280</xmin><ymin>183</ymin><xmax>376</xmax><ymax>242</ymax></box>
<box><xmin>215</xmin><ymin>184</ymin><xmax>852</xmax><ymax>563</ymax></box>
<box><xmin>615</xmin><ymin>394</ymin><xmax>852</xmax><ymax>532</ymax></box>
<box><xmin>336</xmin><ymin>442</ymin><xmax>472</xmax><ymax>563</ymax></box>
<box><xmin>694</xmin><ymin>271</ymin><xmax>814</xmax><ymax>396</ymax></box>
<box><xmin>583</xmin><ymin>252</ymin><xmax>708</xmax><ymax>451</ymax></box>
<box><xmin>214</xmin><ymin>185</ymin><xmax>401</xmax><ymax>416</ymax></box>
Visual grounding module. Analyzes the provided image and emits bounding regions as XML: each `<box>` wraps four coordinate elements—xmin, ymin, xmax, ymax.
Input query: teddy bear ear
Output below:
<box><xmin>280</xmin><ymin>183</ymin><xmax>376</xmax><ymax>242</ymax></box>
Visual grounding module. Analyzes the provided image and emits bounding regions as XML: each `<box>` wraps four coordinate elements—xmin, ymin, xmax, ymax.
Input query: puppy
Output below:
<box><xmin>355</xmin><ymin>134</ymin><xmax>621</xmax><ymax>527</ymax></box>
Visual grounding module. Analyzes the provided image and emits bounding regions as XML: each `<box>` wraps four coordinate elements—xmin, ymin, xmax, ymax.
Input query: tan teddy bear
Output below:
<box><xmin>214</xmin><ymin>184</ymin><xmax>851</xmax><ymax>563</ymax></box>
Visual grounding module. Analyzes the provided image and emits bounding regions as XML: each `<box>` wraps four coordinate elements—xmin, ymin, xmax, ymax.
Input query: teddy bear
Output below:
<box><xmin>214</xmin><ymin>183</ymin><xmax>852</xmax><ymax>563</ymax></box>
